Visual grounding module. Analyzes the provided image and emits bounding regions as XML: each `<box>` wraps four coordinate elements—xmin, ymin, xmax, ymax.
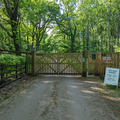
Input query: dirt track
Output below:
<box><xmin>0</xmin><ymin>75</ymin><xmax>119</xmax><ymax>120</ymax></box>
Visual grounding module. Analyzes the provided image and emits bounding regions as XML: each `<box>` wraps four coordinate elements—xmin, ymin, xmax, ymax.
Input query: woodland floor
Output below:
<box><xmin>0</xmin><ymin>75</ymin><xmax>120</xmax><ymax>120</ymax></box>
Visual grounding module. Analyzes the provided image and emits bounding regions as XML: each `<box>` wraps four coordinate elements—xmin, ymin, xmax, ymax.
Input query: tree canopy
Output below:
<box><xmin>0</xmin><ymin>0</ymin><xmax>120</xmax><ymax>53</ymax></box>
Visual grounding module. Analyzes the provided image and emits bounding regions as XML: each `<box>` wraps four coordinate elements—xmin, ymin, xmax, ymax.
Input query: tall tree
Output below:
<box><xmin>55</xmin><ymin>0</ymin><xmax>78</xmax><ymax>52</ymax></box>
<box><xmin>23</xmin><ymin>0</ymin><xmax>59</xmax><ymax>51</ymax></box>
<box><xmin>0</xmin><ymin>0</ymin><xmax>21</xmax><ymax>53</ymax></box>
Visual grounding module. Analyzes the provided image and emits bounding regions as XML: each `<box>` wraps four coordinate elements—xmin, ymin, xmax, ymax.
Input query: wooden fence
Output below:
<box><xmin>27</xmin><ymin>51</ymin><xmax>120</xmax><ymax>78</ymax></box>
<box><xmin>22</xmin><ymin>51</ymin><xmax>120</xmax><ymax>79</ymax></box>
<box><xmin>0</xmin><ymin>49</ymin><xmax>119</xmax><ymax>88</ymax></box>
<box><xmin>0</xmin><ymin>50</ymin><xmax>29</xmax><ymax>88</ymax></box>
<box><xmin>94</xmin><ymin>53</ymin><xmax>120</xmax><ymax>79</ymax></box>
<box><xmin>0</xmin><ymin>64</ymin><xmax>25</xmax><ymax>88</ymax></box>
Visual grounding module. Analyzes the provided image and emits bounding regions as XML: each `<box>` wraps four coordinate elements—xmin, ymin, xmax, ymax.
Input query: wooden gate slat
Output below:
<box><xmin>35</xmin><ymin>53</ymin><xmax>82</xmax><ymax>75</ymax></box>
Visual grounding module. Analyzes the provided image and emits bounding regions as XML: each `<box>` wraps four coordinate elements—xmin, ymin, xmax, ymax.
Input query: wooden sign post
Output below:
<box><xmin>82</xmin><ymin>52</ymin><xmax>87</xmax><ymax>77</ymax></box>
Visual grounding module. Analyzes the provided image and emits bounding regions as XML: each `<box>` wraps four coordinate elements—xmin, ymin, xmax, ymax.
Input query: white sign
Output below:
<box><xmin>103</xmin><ymin>57</ymin><xmax>112</xmax><ymax>62</ymax></box>
<box><xmin>104</xmin><ymin>67</ymin><xmax>119</xmax><ymax>86</ymax></box>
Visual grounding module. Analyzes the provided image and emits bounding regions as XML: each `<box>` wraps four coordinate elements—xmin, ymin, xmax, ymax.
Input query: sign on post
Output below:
<box><xmin>83</xmin><ymin>58</ymin><xmax>85</xmax><ymax>63</ymax></box>
<box><xmin>104</xmin><ymin>67</ymin><xmax>119</xmax><ymax>87</ymax></box>
<box><xmin>103</xmin><ymin>57</ymin><xmax>112</xmax><ymax>62</ymax></box>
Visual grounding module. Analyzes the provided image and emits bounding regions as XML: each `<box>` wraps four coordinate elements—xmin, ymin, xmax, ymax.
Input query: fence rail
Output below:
<box><xmin>0</xmin><ymin>50</ymin><xmax>120</xmax><ymax>88</ymax></box>
<box><xmin>0</xmin><ymin>64</ymin><xmax>25</xmax><ymax>88</ymax></box>
<box><xmin>94</xmin><ymin>53</ymin><xmax>120</xmax><ymax>79</ymax></box>
<box><xmin>0</xmin><ymin>49</ymin><xmax>28</xmax><ymax>88</ymax></box>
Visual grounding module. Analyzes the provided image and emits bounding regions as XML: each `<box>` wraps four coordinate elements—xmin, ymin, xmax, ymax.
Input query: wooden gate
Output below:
<box><xmin>34</xmin><ymin>53</ymin><xmax>83</xmax><ymax>75</ymax></box>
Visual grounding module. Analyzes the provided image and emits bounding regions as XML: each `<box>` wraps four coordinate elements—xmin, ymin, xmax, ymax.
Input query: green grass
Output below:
<box><xmin>105</xmin><ymin>85</ymin><xmax>119</xmax><ymax>90</ymax></box>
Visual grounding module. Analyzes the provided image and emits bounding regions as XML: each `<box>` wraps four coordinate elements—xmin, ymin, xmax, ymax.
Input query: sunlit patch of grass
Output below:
<box><xmin>104</xmin><ymin>85</ymin><xmax>120</xmax><ymax>97</ymax></box>
<box><xmin>98</xmin><ymin>80</ymin><xmax>120</xmax><ymax>98</ymax></box>
<box><xmin>105</xmin><ymin>85</ymin><xmax>118</xmax><ymax>90</ymax></box>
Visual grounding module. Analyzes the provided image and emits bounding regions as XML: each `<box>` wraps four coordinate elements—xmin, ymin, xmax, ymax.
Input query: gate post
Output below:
<box><xmin>32</xmin><ymin>50</ymin><xmax>35</xmax><ymax>75</ymax></box>
<box><xmin>25</xmin><ymin>50</ymin><xmax>29</xmax><ymax>74</ymax></box>
<box><xmin>82</xmin><ymin>52</ymin><xmax>87</xmax><ymax>77</ymax></box>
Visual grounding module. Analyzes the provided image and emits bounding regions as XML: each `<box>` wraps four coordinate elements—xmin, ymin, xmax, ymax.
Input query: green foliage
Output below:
<box><xmin>0</xmin><ymin>0</ymin><xmax>120</xmax><ymax>53</ymax></box>
<box><xmin>114</xmin><ymin>46</ymin><xmax>120</xmax><ymax>53</ymax></box>
<box><xmin>0</xmin><ymin>54</ymin><xmax>25</xmax><ymax>65</ymax></box>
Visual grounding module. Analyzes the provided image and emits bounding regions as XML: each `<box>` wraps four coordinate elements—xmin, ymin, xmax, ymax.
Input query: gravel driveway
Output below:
<box><xmin>0</xmin><ymin>75</ymin><xmax>119</xmax><ymax>120</ymax></box>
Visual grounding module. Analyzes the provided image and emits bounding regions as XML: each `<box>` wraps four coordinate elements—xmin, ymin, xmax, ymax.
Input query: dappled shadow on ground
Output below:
<box><xmin>69</xmin><ymin>76</ymin><xmax>120</xmax><ymax>119</ymax></box>
<box><xmin>0</xmin><ymin>75</ymin><xmax>120</xmax><ymax>120</ymax></box>
<box><xmin>39</xmin><ymin>75</ymin><xmax>120</xmax><ymax>119</ymax></box>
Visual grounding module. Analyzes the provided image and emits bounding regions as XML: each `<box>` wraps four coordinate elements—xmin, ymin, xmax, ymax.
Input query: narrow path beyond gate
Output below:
<box><xmin>0</xmin><ymin>76</ymin><xmax>118</xmax><ymax>120</ymax></box>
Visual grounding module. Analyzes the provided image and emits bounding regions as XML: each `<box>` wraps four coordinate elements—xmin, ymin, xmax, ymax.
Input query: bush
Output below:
<box><xmin>0</xmin><ymin>54</ymin><xmax>25</xmax><ymax>65</ymax></box>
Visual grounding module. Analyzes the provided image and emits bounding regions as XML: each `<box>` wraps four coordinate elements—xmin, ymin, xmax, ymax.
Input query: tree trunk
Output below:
<box><xmin>36</xmin><ymin>27</ymin><xmax>39</xmax><ymax>51</ymax></box>
<box><xmin>71</xmin><ymin>36</ymin><xmax>74</xmax><ymax>53</ymax></box>
<box><xmin>87</xmin><ymin>15</ymin><xmax>90</xmax><ymax>52</ymax></box>
<box><xmin>108</xmin><ymin>21</ymin><xmax>111</xmax><ymax>51</ymax></box>
<box><xmin>117</xmin><ymin>12</ymin><xmax>120</xmax><ymax>46</ymax></box>
<box><xmin>36</xmin><ymin>39</ymin><xmax>40</xmax><ymax>51</ymax></box>
<box><xmin>11</xmin><ymin>20</ymin><xmax>20</xmax><ymax>55</ymax></box>
<box><xmin>114</xmin><ymin>23</ymin><xmax>116</xmax><ymax>45</ymax></box>
<box><xmin>83</xmin><ymin>30</ymin><xmax>85</xmax><ymax>52</ymax></box>
<box><xmin>2</xmin><ymin>0</ymin><xmax>20</xmax><ymax>54</ymax></box>
<box><xmin>107</xmin><ymin>4</ymin><xmax>111</xmax><ymax>52</ymax></box>
<box><xmin>32</xmin><ymin>27</ymin><xmax>35</xmax><ymax>50</ymax></box>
